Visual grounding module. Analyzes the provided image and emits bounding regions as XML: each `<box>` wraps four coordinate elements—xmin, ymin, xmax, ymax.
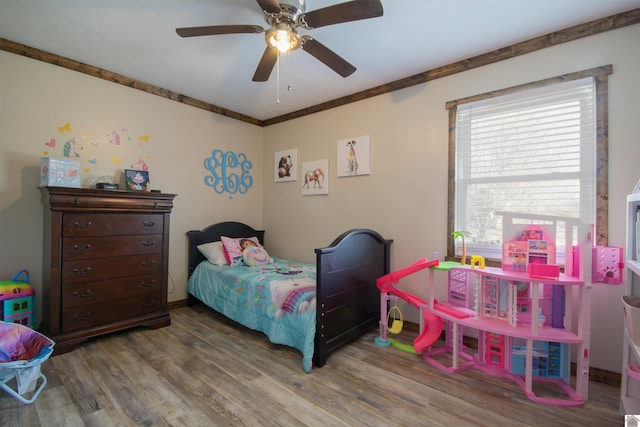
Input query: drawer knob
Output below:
<box><xmin>141</xmin><ymin>280</ymin><xmax>156</xmax><ymax>288</ymax></box>
<box><xmin>141</xmin><ymin>240</ymin><xmax>156</xmax><ymax>247</ymax></box>
<box><xmin>142</xmin><ymin>221</ymin><xmax>156</xmax><ymax>227</ymax></box>
<box><xmin>72</xmin><ymin>267</ymin><xmax>92</xmax><ymax>275</ymax></box>
<box><xmin>141</xmin><ymin>299</ymin><xmax>155</xmax><ymax>307</ymax></box>
<box><xmin>72</xmin><ymin>289</ymin><xmax>92</xmax><ymax>298</ymax></box>
<box><xmin>73</xmin><ymin>243</ymin><xmax>92</xmax><ymax>252</ymax></box>
<box><xmin>73</xmin><ymin>312</ymin><xmax>91</xmax><ymax>321</ymax></box>
<box><xmin>74</xmin><ymin>221</ymin><xmax>92</xmax><ymax>229</ymax></box>
<box><xmin>141</xmin><ymin>260</ymin><xmax>156</xmax><ymax>268</ymax></box>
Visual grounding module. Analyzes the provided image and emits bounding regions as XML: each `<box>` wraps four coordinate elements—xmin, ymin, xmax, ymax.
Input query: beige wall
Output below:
<box><xmin>0</xmin><ymin>50</ymin><xmax>264</xmax><ymax>321</ymax></box>
<box><xmin>261</xmin><ymin>24</ymin><xmax>640</xmax><ymax>373</ymax></box>
<box><xmin>1</xmin><ymin>23</ymin><xmax>638</xmax><ymax>373</ymax></box>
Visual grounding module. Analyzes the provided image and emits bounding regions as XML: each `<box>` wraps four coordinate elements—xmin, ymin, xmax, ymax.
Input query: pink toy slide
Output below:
<box><xmin>414</xmin><ymin>312</ymin><xmax>444</xmax><ymax>353</ymax></box>
<box><xmin>376</xmin><ymin>258</ymin><xmax>444</xmax><ymax>352</ymax></box>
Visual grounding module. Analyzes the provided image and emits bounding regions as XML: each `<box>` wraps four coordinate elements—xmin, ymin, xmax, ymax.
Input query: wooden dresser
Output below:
<box><xmin>41</xmin><ymin>186</ymin><xmax>176</xmax><ymax>354</ymax></box>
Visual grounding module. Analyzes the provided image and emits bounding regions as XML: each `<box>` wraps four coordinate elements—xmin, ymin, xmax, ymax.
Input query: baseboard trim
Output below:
<box><xmin>168</xmin><ymin>299</ymin><xmax>188</xmax><ymax>310</ymax></box>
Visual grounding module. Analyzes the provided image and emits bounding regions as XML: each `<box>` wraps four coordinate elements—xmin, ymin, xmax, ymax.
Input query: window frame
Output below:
<box><xmin>446</xmin><ymin>65</ymin><xmax>612</xmax><ymax>264</ymax></box>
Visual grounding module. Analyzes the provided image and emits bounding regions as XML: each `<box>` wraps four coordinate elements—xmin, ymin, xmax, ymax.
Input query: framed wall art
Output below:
<box><xmin>301</xmin><ymin>159</ymin><xmax>329</xmax><ymax>196</ymax></box>
<box><xmin>337</xmin><ymin>135</ymin><xmax>370</xmax><ymax>177</ymax></box>
<box><xmin>274</xmin><ymin>148</ymin><xmax>297</xmax><ymax>182</ymax></box>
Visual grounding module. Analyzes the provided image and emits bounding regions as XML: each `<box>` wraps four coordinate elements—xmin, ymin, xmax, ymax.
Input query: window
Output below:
<box><xmin>447</xmin><ymin>66</ymin><xmax>611</xmax><ymax>264</ymax></box>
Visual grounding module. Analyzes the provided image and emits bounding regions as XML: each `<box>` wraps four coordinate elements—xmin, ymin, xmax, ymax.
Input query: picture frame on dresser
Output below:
<box><xmin>124</xmin><ymin>169</ymin><xmax>150</xmax><ymax>191</ymax></box>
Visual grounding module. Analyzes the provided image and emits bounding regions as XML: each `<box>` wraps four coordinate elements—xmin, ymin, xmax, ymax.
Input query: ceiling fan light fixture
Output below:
<box><xmin>266</xmin><ymin>23</ymin><xmax>301</xmax><ymax>53</ymax></box>
<box><xmin>177</xmin><ymin>0</ymin><xmax>384</xmax><ymax>82</ymax></box>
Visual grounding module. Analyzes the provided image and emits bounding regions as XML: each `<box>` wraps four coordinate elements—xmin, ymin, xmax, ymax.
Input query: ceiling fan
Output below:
<box><xmin>176</xmin><ymin>0</ymin><xmax>384</xmax><ymax>82</ymax></box>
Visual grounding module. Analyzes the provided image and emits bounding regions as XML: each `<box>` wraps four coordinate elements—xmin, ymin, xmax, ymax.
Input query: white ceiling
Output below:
<box><xmin>1</xmin><ymin>0</ymin><xmax>638</xmax><ymax>121</ymax></box>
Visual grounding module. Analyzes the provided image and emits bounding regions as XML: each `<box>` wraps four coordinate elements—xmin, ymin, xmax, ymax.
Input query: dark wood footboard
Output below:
<box><xmin>314</xmin><ymin>229</ymin><xmax>392</xmax><ymax>367</ymax></box>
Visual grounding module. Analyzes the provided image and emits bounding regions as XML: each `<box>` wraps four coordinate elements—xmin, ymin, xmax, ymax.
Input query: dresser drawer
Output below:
<box><xmin>63</xmin><ymin>213</ymin><xmax>164</xmax><ymax>237</ymax></box>
<box><xmin>63</xmin><ymin>235</ymin><xmax>162</xmax><ymax>260</ymax></box>
<box><xmin>62</xmin><ymin>254</ymin><xmax>162</xmax><ymax>284</ymax></box>
<box><xmin>62</xmin><ymin>273</ymin><xmax>162</xmax><ymax>308</ymax></box>
<box><xmin>61</xmin><ymin>292</ymin><xmax>163</xmax><ymax>333</ymax></box>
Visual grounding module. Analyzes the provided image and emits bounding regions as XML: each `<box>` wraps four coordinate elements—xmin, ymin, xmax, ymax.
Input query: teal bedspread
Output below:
<box><xmin>187</xmin><ymin>258</ymin><xmax>317</xmax><ymax>372</ymax></box>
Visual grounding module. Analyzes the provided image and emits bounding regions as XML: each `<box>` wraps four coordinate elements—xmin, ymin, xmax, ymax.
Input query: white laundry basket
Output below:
<box><xmin>0</xmin><ymin>321</ymin><xmax>55</xmax><ymax>404</ymax></box>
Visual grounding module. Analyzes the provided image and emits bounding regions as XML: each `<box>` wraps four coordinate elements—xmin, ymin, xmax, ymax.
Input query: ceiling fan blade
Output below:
<box><xmin>176</xmin><ymin>25</ymin><xmax>263</xmax><ymax>38</ymax></box>
<box><xmin>252</xmin><ymin>47</ymin><xmax>278</xmax><ymax>82</ymax></box>
<box><xmin>256</xmin><ymin>0</ymin><xmax>281</xmax><ymax>14</ymax></box>
<box><xmin>299</xmin><ymin>0</ymin><xmax>383</xmax><ymax>29</ymax></box>
<box><xmin>301</xmin><ymin>38</ymin><xmax>356</xmax><ymax>78</ymax></box>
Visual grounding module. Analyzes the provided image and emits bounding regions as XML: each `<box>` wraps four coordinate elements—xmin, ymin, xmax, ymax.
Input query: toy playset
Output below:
<box><xmin>0</xmin><ymin>270</ymin><xmax>35</xmax><ymax>328</ymax></box>
<box><xmin>375</xmin><ymin>212</ymin><xmax>623</xmax><ymax>406</ymax></box>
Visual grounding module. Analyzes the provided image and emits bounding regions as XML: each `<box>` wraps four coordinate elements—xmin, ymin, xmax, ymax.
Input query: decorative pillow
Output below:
<box><xmin>197</xmin><ymin>241</ymin><xmax>227</xmax><ymax>266</ymax></box>
<box><xmin>221</xmin><ymin>236</ymin><xmax>262</xmax><ymax>267</ymax></box>
<box><xmin>242</xmin><ymin>246</ymin><xmax>272</xmax><ymax>267</ymax></box>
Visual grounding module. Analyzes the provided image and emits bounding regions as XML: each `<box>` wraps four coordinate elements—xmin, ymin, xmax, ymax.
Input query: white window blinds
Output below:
<box><xmin>454</xmin><ymin>77</ymin><xmax>596</xmax><ymax>260</ymax></box>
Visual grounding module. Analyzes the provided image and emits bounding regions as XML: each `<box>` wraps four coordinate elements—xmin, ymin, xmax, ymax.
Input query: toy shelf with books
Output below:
<box><xmin>421</xmin><ymin>212</ymin><xmax>623</xmax><ymax>407</ymax></box>
<box><xmin>621</xmin><ymin>191</ymin><xmax>640</xmax><ymax>414</ymax></box>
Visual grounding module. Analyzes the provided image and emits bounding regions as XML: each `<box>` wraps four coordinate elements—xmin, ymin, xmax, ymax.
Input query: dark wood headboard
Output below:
<box><xmin>186</xmin><ymin>221</ymin><xmax>265</xmax><ymax>277</ymax></box>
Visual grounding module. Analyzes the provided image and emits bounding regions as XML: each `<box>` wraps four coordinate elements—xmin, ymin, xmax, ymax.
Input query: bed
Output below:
<box><xmin>186</xmin><ymin>221</ymin><xmax>392</xmax><ymax>372</ymax></box>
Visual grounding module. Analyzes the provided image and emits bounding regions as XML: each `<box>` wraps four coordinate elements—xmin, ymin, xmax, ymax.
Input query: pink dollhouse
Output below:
<box><xmin>430</xmin><ymin>213</ymin><xmax>624</xmax><ymax>405</ymax></box>
<box><xmin>377</xmin><ymin>212</ymin><xmax>624</xmax><ymax>406</ymax></box>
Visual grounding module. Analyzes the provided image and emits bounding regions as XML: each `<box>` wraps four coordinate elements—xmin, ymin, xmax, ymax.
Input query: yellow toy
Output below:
<box><xmin>470</xmin><ymin>255</ymin><xmax>485</xmax><ymax>269</ymax></box>
<box><xmin>387</xmin><ymin>301</ymin><xmax>403</xmax><ymax>334</ymax></box>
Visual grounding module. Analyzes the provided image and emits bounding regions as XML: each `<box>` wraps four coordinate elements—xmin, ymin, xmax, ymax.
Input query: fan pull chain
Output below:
<box><xmin>276</xmin><ymin>51</ymin><xmax>281</xmax><ymax>104</ymax></box>
<box><xmin>286</xmin><ymin>50</ymin><xmax>292</xmax><ymax>93</ymax></box>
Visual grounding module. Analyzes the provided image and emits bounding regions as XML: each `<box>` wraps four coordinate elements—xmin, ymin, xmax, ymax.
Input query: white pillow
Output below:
<box><xmin>197</xmin><ymin>241</ymin><xmax>227</xmax><ymax>265</ymax></box>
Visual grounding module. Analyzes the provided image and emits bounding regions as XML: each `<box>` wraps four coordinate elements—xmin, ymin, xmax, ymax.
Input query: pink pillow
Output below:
<box><xmin>221</xmin><ymin>236</ymin><xmax>262</xmax><ymax>266</ymax></box>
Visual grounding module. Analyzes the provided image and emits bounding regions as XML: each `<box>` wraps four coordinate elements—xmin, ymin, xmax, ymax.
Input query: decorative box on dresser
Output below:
<box><xmin>40</xmin><ymin>186</ymin><xmax>176</xmax><ymax>354</ymax></box>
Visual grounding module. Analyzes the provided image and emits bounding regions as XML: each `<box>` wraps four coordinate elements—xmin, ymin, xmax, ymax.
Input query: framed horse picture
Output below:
<box><xmin>301</xmin><ymin>159</ymin><xmax>329</xmax><ymax>196</ymax></box>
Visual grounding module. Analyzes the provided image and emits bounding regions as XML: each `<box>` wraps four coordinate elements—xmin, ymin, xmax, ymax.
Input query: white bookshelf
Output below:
<box><xmin>621</xmin><ymin>192</ymin><xmax>640</xmax><ymax>414</ymax></box>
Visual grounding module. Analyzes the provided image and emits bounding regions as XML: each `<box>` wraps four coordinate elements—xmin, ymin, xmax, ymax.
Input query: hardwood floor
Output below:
<box><xmin>0</xmin><ymin>304</ymin><xmax>623</xmax><ymax>426</ymax></box>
